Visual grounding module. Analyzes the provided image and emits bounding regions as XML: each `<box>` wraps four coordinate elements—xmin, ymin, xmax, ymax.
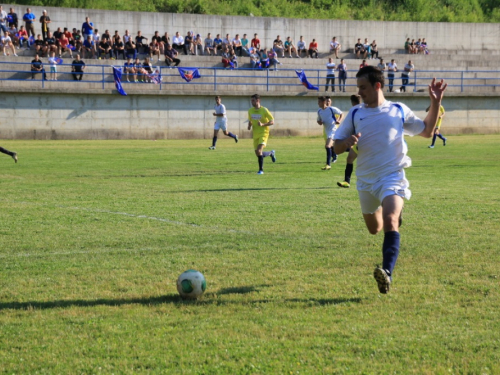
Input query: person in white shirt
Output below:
<box><xmin>330</xmin><ymin>36</ymin><xmax>341</xmax><ymax>59</ymax></box>
<box><xmin>387</xmin><ymin>59</ymin><xmax>397</xmax><ymax>92</ymax></box>
<box><xmin>208</xmin><ymin>96</ymin><xmax>239</xmax><ymax>150</ymax></box>
<box><xmin>334</xmin><ymin>66</ymin><xmax>447</xmax><ymax>294</ymax></box>
<box><xmin>325</xmin><ymin>57</ymin><xmax>336</xmax><ymax>92</ymax></box>
<box><xmin>1</xmin><ymin>32</ymin><xmax>17</xmax><ymax>56</ymax></box>
<box><xmin>377</xmin><ymin>58</ymin><xmax>386</xmax><ymax>72</ymax></box>
<box><xmin>296</xmin><ymin>36</ymin><xmax>306</xmax><ymax>58</ymax></box>
<box><xmin>317</xmin><ymin>96</ymin><xmax>343</xmax><ymax>170</ymax></box>
<box><xmin>172</xmin><ymin>31</ymin><xmax>184</xmax><ymax>53</ymax></box>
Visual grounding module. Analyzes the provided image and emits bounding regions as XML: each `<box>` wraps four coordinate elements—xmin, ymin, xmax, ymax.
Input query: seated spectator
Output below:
<box><xmin>93</xmin><ymin>29</ymin><xmax>100</xmax><ymax>44</ymax></box>
<box><xmin>409</xmin><ymin>39</ymin><xmax>417</xmax><ymax>54</ymax></box>
<box><xmin>363</xmin><ymin>38</ymin><xmax>371</xmax><ymax>56</ymax></box>
<box><xmin>184</xmin><ymin>31</ymin><xmax>193</xmax><ymax>55</ymax></box>
<box><xmin>45</xmin><ymin>31</ymin><xmax>57</xmax><ymax>55</ymax></box>
<box><xmin>377</xmin><ymin>58</ymin><xmax>386</xmax><ymax>71</ymax></box>
<box><xmin>249</xmin><ymin>48</ymin><xmax>261</xmax><ymax>69</ymax></box>
<box><xmin>222</xmin><ymin>34</ymin><xmax>231</xmax><ymax>50</ymax></box>
<box><xmin>34</xmin><ymin>34</ymin><xmax>46</xmax><ymax>56</ymax></box>
<box><xmin>98</xmin><ymin>37</ymin><xmax>112</xmax><ymax>59</ymax></box>
<box><xmin>273</xmin><ymin>35</ymin><xmax>284</xmax><ymax>58</ymax></box>
<box><xmin>221</xmin><ymin>46</ymin><xmax>232</xmax><ymax>68</ymax></box>
<box><xmin>71</xmin><ymin>54</ymin><xmax>85</xmax><ymax>81</ymax></box>
<box><xmin>308</xmin><ymin>38</ymin><xmax>319</xmax><ymax>58</ymax></box>
<box><xmin>135</xmin><ymin>31</ymin><xmax>149</xmax><ymax>55</ymax></box>
<box><xmin>102</xmin><ymin>29</ymin><xmax>111</xmax><ymax>43</ymax></box>
<box><xmin>420</xmin><ymin>38</ymin><xmax>428</xmax><ymax>54</ymax></box>
<box><xmin>134</xmin><ymin>57</ymin><xmax>147</xmax><ymax>82</ymax></box>
<box><xmin>359</xmin><ymin>59</ymin><xmax>368</xmax><ymax>69</ymax></box>
<box><xmin>123</xmin><ymin>57</ymin><xmax>136</xmax><ymax>82</ymax></box>
<box><xmin>194</xmin><ymin>34</ymin><xmax>203</xmax><ymax>55</ymax></box>
<box><xmin>82</xmin><ymin>35</ymin><xmax>96</xmax><ymax>59</ymax></box>
<box><xmin>58</xmin><ymin>33</ymin><xmax>73</xmax><ymax>58</ymax></box>
<box><xmin>232</xmin><ymin>34</ymin><xmax>242</xmax><ymax>56</ymax></box>
<box><xmin>268</xmin><ymin>48</ymin><xmax>281</xmax><ymax>70</ymax></box>
<box><xmin>72</xmin><ymin>29</ymin><xmax>83</xmax><ymax>53</ymax></box>
<box><xmin>172</xmin><ymin>31</ymin><xmax>184</xmax><ymax>53</ymax></box>
<box><xmin>2</xmin><ymin>32</ymin><xmax>18</xmax><ymax>56</ymax></box>
<box><xmin>125</xmin><ymin>38</ymin><xmax>136</xmax><ymax>59</ymax></box>
<box><xmin>354</xmin><ymin>38</ymin><xmax>366</xmax><ymax>59</ymax></box>
<box><xmin>284</xmin><ymin>36</ymin><xmax>299</xmax><ymax>58</ymax></box>
<box><xmin>123</xmin><ymin>30</ymin><xmax>131</xmax><ymax>44</ymax></box>
<box><xmin>111</xmin><ymin>30</ymin><xmax>121</xmax><ymax>46</ymax></box>
<box><xmin>142</xmin><ymin>57</ymin><xmax>153</xmax><ymax>83</ymax></box>
<box><xmin>296</xmin><ymin>36</ymin><xmax>307</xmax><ymax>58</ymax></box>
<box><xmin>30</xmin><ymin>53</ymin><xmax>46</xmax><ymax>79</ymax></box>
<box><xmin>370</xmin><ymin>40</ymin><xmax>378</xmax><ymax>59</ymax></box>
<box><xmin>260</xmin><ymin>48</ymin><xmax>270</xmax><ymax>69</ymax></box>
<box><xmin>160</xmin><ymin>32</ymin><xmax>170</xmax><ymax>54</ymax></box>
<box><xmin>164</xmin><ymin>43</ymin><xmax>180</xmax><ymax>67</ymax></box>
<box><xmin>213</xmin><ymin>33</ymin><xmax>222</xmax><ymax>55</ymax></box>
<box><xmin>204</xmin><ymin>33</ymin><xmax>215</xmax><ymax>56</ymax></box>
<box><xmin>251</xmin><ymin>33</ymin><xmax>260</xmax><ymax>51</ymax></box>
<box><xmin>48</xmin><ymin>51</ymin><xmax>57</xmax><ymax>80</ymax></box>
<box><xmin>17</xmin><ymin>25</ymin><xmax>29</xmax><ymax>48</ymax></box>
<box><xmin>330</xmin><ymin>36</ymin><xmax>341</xmax><ymax>59</ymax></box>
<box><xmin>7</xmin><ymin>25</ymin><xmax>19</xmax><ymax>46</ymax></box>
<box><xmin>114</xmin><ymin>36</ymin><xmax>125</xmax><ymax>60</ymax></box>
<box><xmin>415</xmin><ymin>38</ymin><xmax>422</xmax><ymax>53</ymax></box>
<box><xmin>230</xmin><ymin>50</ymin><xmax>238</xmax><ymax>68</ymax></box>
<box><xmin>404</xmin><ymin>37</ymin><xmax>411</xmax><ymax>54</ymax></box>
<box><xmin>149</xmin><ymin>39</ymin><xmax>160</xmax><ymax>61</ymax></box>
<box><xmin>241</xmin><ymin>33</ymin><xmax>249</xmax><ymax>56</ymax></box>
<box><xmin>53</xmin><ymin>27</ymin><xmax>63</xmax><ymax>43</ymax></box>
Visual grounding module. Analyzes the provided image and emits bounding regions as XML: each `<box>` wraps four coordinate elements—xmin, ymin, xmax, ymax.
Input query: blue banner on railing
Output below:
<box><xmin>295</xmin><ymin>70</ymin><xmax>319</xmax><ymax>91</ymax></box>
<box><xmin>112</xmin><ymin>66</ymin><xmax>127</xmax><ymax>96</ymax></box>
<box><xmin>178</xmin><ymin>68</ymin><xmax>201</xmax><ymax>82</ymax></box>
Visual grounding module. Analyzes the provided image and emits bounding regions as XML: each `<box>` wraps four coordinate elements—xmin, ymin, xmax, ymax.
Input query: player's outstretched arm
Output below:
<box><xmin>421</xmin><ymin>78</ymin><xmax>447</xmax><ymax>138</ymax></box>
<box><xmin>334</xmin><ymin>133</ymin><xmax>361</xmax><ymax>155</ymax></box>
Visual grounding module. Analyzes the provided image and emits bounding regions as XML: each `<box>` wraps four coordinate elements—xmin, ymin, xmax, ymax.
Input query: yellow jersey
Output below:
<box><xmin>248</xmin><ymin>106</ymin><xmax>274</xmax><ymax>139</ymax></box>
<box><xmin>436</xmin><ymin>105</ymin><xmax>445</xmax><ymax>129</ymax></box>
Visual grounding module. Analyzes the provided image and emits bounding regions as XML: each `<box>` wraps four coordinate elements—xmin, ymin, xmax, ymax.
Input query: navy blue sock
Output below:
<box><xmin>258</xmin><ymin>155</ymin><xmax>264</xmax><ymax>171</ymax></box>
<box><xmin>382</xmin><ymin>231</ymin><xmax>400</xmax><ymax>275</ymax></box>
<box><xmin>332</xmin><ymin>148</ymin><xmax>337</xmax><ymax>161</ymax></box>
<box><xmin>227</xmin><ymin>132</ymin><xmax>237</xmax><ymax>139</ymax></box>
<box><xmin>345</xmin><ymin>163</ymin><xmax>353</xmax><ymax>183</ymax></box>
<box><xmin>326</xmin><ymin>147</ymin><xmax>332</xmax><ymax>165</ymax></box>
<box><xmin>437</xmin><ymin>133</ymin><xmax>445</xmax><ymax>140</ymax></box>
<box><xmin>262</xmin><ymin>151</ymin><xmax>272</xmax><ymax>157</ymax></box>
<box><xmin>431</xmin><ymin>133</ymin><xmax>437</xmax><ymax>146</ymax></box>
<box><xmin>212</xmin><ymin>136</ymin><xmax>217</xmax><ymax>147</ymax></box>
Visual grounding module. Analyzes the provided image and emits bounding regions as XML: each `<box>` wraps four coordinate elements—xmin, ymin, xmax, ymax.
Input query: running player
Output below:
<box><xmin>0</xmin><ymin>145</ymin><xmax>17</xmax><ymax>163</ymax></box>
<box><xmin>334</xmin><ymin>66</ymin><xmax>447</xmax><ymax>294</ymax></box>
<box><xmin>337</xmin><ymin>94</ymin><xmax>362</xmax><ymax>188</ymax></box>
<box><xmin>427</xmin><ymin>104</ymin><xmax>447</xmax><ymax>148</ymax></box>
<box><xmin>248</xmin><ymin>94</ymin><xmax>275</xmax><ymax>175</ymax></box>
<box><xmin>208</xmin><ymin>95</ymin><xmax>238</xmax><ymax>150</ymax></box>
<box><xmin>317</xmin><ymin>96</ymin><xmax>343</xmax><ymax>170</ymax></box>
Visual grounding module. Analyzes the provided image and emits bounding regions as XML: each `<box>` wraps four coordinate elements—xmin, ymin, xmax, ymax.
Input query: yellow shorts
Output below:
<box><xmin>253</xmin><ymin>135</ymin><xmax>268</xmax><ymax>150</ymax></box>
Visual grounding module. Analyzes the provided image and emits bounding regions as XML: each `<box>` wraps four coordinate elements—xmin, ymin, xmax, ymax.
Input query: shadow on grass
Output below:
<box><xmin>185</xmin><ymin>187</ymin><xmax>332</xmax><ymax>193</ymax></box>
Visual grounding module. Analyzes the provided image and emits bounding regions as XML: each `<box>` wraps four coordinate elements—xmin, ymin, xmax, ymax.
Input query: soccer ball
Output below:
<box><xmin>176</xmin><ymin>270</ymin><xmax>206</xmax><ymax>299</ymax></box>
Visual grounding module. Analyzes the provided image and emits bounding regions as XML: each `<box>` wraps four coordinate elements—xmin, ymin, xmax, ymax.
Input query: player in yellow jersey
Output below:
<box><xmin>427</xmin><ymin>104</ymin><xmax>447</xmax><ymax>148</ymax></box>
<box><xmin>248</xmin><ymin>94</ymin><xmax>275</xmax><ymax>175</ymax></box>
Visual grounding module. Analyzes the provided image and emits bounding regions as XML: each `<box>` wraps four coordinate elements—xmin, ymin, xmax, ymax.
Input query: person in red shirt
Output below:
<box><xmin>251</xmin><ymin>33</ymin><xmax>260</xmax><ymax>50</ymax></box>
<box><xmin>58</xmin><ymin>33</ymin><xmax>73</xmax><ymax>57</ymax></box>
<box><xmin>308</xmin><ymin>38</ymin><xmax>318</xmax><ymax>58</ymax></box>
<box><xmin>359</xmin><ymin>59</ymin><xmax>369</xmax><ymax>69</ymax></box>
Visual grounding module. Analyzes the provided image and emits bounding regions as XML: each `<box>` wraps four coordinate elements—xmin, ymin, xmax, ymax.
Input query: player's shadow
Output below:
<box><xmin>188</xmin><ymin>186</ymin><xmax>332</xmax><ymax>193</ymax></box>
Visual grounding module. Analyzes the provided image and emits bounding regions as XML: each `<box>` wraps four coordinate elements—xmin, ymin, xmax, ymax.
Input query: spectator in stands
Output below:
<box><xmin>7</xmin><ymin>25</ymin><xmax>19</xmax><ymax>46</ymax></box>
<box><xmin>377</xmin><ymin>58</ymin><xmax>386</xmax><ymax>71</ymax></box>
<box><xmin>125</xmin><ymin>38</ymin><xmax>136</xmax><ymax>59</ymax></box>
<box><xmin>17</xmin><ymin>25</ymin><xmax>28</xmax><ymax>48</ymax></box>
<box><xmin>222</xmin><ymin>34</ymin><xmax>231</xmax><ymax>51</ymax></box>
<box><xmin>268</xmin><ymin>48</ymin><xmax>282</xmax><ymax>70</ymax></box>
<box><xmin>354</xmin><ymin>38</ymin><xmax>366</xmax><ymax>59</ymax></box>
<box><xmin>415</xmin><ymin>38</ymin><xmax>422</xmax><ymax>52</ymax></box>
<box><xmin>58</xmin><ymin>32</ymin><xmax>73</xmax><ymax>58</ymax></box>
<box><xmin>98</xmin><ymin>37</ymin><xmax>112</xmax><ymax>59</ymax></box>
<box><xmin>48</xmin><ymin>51</ymin><xmax>57</xmax><ymax>80</ymax></box>
<box><xmin>93</xmin><ymin>29</ymin><xmax>100</xmax><ymax>44</ymax></box>
<box><xmin>420</xmin><ymin>38</ymin><xmax>428</xmax><ymax>54</ymax></box>
<box><xmin>404</xmin><ymin>38</ymin><xmax>411</xmax><ymax>54</ymax></box>
<box><xmin>241</xmin><ymin>34</ymin><xmax>250</xmax><ymax>56</ymax></box>
<box><xmin>111</xmin><ymin>30</ymin><xmax>121</xmax><ymax>46</ymax></box>
<box><xmin>250</xmin><ymin>48</ymin><xmax>261</xmax><ymax>69</ymax></box>
<box><xmin>64</xmin><ymin>27</ymin><xmax>73</xmax><ymax>44</ymax></box>
<box><xmin>31</xmin><ymin>53</ymin><xmax>46</xmax><ymax>79</ymax></box>
<box><xmin>114</xmin><ymin>36</ymin><xmax>126</xmax><ymax>60</ymax></box>
<box><xmin>0</xmin><ymin>6</ymin><xmax>9</xmax><ymax>36</ymax></box>
<box><xmin>72</xmin><ymin>29</ymin><xmax>82</xmax><ymax>53</ymax></box>
<box><xmin>370</xmin><ymin>40</ymin><xmax>379</xmax><ymax>59</ymax></box>
<box><xmin>142</xmin><ymin>57</ymin><xmax>153</xmax><ymax>83</ymax></box>
<box><xmin>230</xmin><ymin>50</ymin><xmax>238</xmax><ymax>68</ymax></box>
<box><xmin>401</xmin><ymin>59</ymin><xmax>414</xmax><ymax>92</ymax></box>
<box><xmin>260</xmin><ymin>48</ymin><xmax>270</xmax><ymax>69</ymax></box>
<box><xmin>164</xmin><ymin>43</ymin><xmax>180</xmax><ymax>67</ymax></box>
<box><xmin>135</xmin><ymin>31</ymin><xmax>149</xmax><ymax>55</ymax></box>
<box><xmin>308</xmin><ymin>38</ymin><xmax>319</xmax><ymax>58</ymax></box>
<box><xmin>232</xmin><ymin>34</ymin><xmax>243</xmax><ymax>56</ymax></box>
<box><xmin>251</xmin><ymin>33</ymin><xmax>260</xmax><ymax>51</ymax></box>
<box><xmin>359</xmin><ymin>59</ymin><xmax>368</xmax><ymax>69</ymax></box>
<box><xmin>71</xmin><ymin>54</ymin><xmax>85</xmax><ymax>81</ymax></box>
<box><xmin>23</xmin><ymin>8</ymin><xmax>36</xmax><ymax>38</ymax></box>
<box><xmin>213</xmin><ymin>33</ymin><xmax>222</xmax><ymax>55</ymax></box>
<box><xmin>134</xmin><ymin>57</ymin><xmax>146</xmax><ymax>82</ymax></box>
<box><xmin>330</xmin><ymin>37</ymin><xmax>341</xmax><ymax>59</ymax></box>
<box><xmin>194</xmin><ymin>34</ymin><xmax>204</xmax><ymax>55</ymax></box>
<box><xmin>124</xmin><ymin>57</ymin><xmax>136</xmax><ymax>82</ymax></box>
<box><xmin>363</xmin><ymin>38</ymin><xmax>371</xmax><ymax>57</ymax></box>
<box><xmin>39</xmin><ymin>10</ymin><xmax>50</xmax><ymax>41</ymax></box>
<box><xmin>204</xmin><ymin>33</ymin><xmax>215</xmax><ymax>56</ymax></box>
<box><xmin>273</xmin><ymin>35</ymin><xmax>285</xmax><ymax>58</ymax></box>
<box><xmin>82</xmin><ymin>36</ymin><xmax>96</xmax><ymax>59</ymax></box>
<box><xmin>409</xmin><ymin>39</ymin><xmax>417</xmax><ymax>54</ymax></box>
<box><xmin>81</xmin><ymin>17</ymin><xmax>94</xmax><ymax>41</ymax></box>
<box><xmin>160</xmin><ymin>32</ymin><xmax>170</xmax><ymax>54</ymax></box>
<box><xmin>8</xmin><ymin>7</ymin><xmax>18</xmax><ymax>29</ymax></box>
<box><xmin>284</xmin><ymin>36</ymin><xmax>299</xmax><ymax>58</ymax></box>
<box><xmin>149</xmin><ymin>38</ymin><xmax>160</xmax><ymax>60</ymax></box>
<box><xmin>45</xmin><ymin>31</ymin><xmax>57</xmax><ymax>55</ymax></box>
<box><xmin>123</xmin><ymin>30</ymin><xmax>131</xmax><ymax>44</ymax></box>
<box><xmin>53</xmin><ymin>27</ymin><xmax>63</xmax><ymax>49</ymax></box>
<box><xmin>34</xmin><ymin>34</ymin><xmax>46</xmax><ymax>56</ymax></box>
<box><xmin>102</xmin><ymin>29</ymin><xmax>111</xmax><ymax>43</ymax></box>
<box><xmin>221</xmin><ymin>45</ymin><xmax>231</xmax><ymax>68</ymax></box>
<box><xmin>184</xmin><ymin>31</ymin><xmax>194</xmax><ymax>55</ymax></box>
<box><xmin>172</xmin><ymin>31</ymin><xmax>184</xmax><ymax>54</ymax></box>
<box><xmin>337</xmin><ymin>58</ymin><xmax>347</xmax><ymax>92</ymax></box>
<box><xmin>325</xmin><ymin>57</ymin><xmax>336</xmax><ymax>92</ymax></box>
<box><xmin>2</xmin><ymin>32</ymin><xmax>17</xmax><ymax>56</ymax></box>
<box><xmin>297</xmin><ymin>36</ymin><xmax>306</xmax><ymax>57</ymax></box>
<box><xmin>387</xmin><ymin>58</ymin><xmax>397</xmax><ymax>92</ymax></box>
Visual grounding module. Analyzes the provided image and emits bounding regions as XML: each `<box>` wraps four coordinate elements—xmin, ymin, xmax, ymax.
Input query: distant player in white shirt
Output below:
<box><xmin>334</xmin><ymin>66</ymin><xmax>447</xmax><ymax>294</ymax></box>
<box><xmin>209</xmin><ymin>96</ymin><xmax>238</xmax><ymax>150</ymax></box>
<box><xmin>317</xmin><ymin>96</ymin><xmax>343</xmax><ymax>170</ymax></box>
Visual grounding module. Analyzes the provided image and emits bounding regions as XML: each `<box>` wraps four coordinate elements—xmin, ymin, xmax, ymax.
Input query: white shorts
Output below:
<box><xmin>214</xmin><ymin>121</ymin><xmax>227</xmax><ymax>132</ymax></box>
<box><xmin>324</xmin><ymin>124</ymin><xmax>337</xmax><ymax>140</ymax></box>
<box><xmin>357</xmin><ymin>169</ymin><xmax>412</xmax><ymax>214</ymax></box>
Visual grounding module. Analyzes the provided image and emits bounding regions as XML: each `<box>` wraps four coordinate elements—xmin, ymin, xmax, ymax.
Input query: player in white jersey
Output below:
<box><xmin>208</xmin><ymin>96</ymin><xmax>238</xmax><ymax>150</ymax></box>
<box><xmin>334</xmin><ymin>66</ymin><xmax>447</xmax><ymax>294</ymax></box>
<box><xmin>317</xmin><ymin>96</ymin><xmax>343</xmax><ymax>170</ymax></box>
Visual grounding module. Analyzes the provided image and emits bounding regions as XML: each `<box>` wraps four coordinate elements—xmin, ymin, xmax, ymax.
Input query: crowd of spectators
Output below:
<box><xmin>404</xmin><ymin>38</ymin><xmax>429</xmax><ymax>54</ymax></box>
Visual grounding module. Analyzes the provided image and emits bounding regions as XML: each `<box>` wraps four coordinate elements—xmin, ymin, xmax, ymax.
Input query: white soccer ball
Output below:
<box><xmin>177</xmin><ymin>270</ymin><xmax>206</xmax><ymax>299</ymax></box>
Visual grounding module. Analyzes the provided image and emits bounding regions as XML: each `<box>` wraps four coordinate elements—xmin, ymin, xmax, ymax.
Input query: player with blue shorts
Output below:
<box><xmin>317</xmin><ymin>96</ymin><xmax>343</xmax><ymax>170</ymax></box>
<box><xmin>334</xmin><ymin>66</ymin><xmax>447</xmax><ymax>294</ymax></box>
<box><xmin>208</xmin><ymin>96</ymin><xmax>238</xmax><ymax>150</ymax></box>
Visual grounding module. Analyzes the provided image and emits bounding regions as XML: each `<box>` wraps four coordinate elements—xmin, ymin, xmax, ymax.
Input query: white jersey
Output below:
<box><xmin>318</xmin><ymin>106</ymin><xmax>342</xmax><ymax>138</ymax></box>
<box><xmin>326</xmin><ymin>62</ymin><xmax>336</xmax><ymax>76</ymax></box>
<box><xmin>334</xmin><ymin>100</ymin><xmax>425</xmax><ymax>186</ymax></box>
<box><xmin>214</xmin><ymin>103</ymin><xmax>227</xmax><ymax>125</ymax></box>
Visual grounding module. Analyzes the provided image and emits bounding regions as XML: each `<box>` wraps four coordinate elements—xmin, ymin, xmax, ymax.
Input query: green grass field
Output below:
<box><xmin>1</xmin><ymin>135</ymin><xmax>499</xmax><ymax>374</ymax></box>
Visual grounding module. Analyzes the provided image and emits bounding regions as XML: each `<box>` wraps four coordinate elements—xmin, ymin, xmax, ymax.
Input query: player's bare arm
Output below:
<box><xmin>421</xmin><ymin>78</ymin><xmax>447</xmax><ymax>138</ymax></box>
<box><xmin>334</xmin><ymin>132</ymin><xmax>361</xmax><ymax>155</ymax></box>
<box><xmin>258</xmin><ymin>120</ymin><xmax>274</xmax><ymax>127</ymax></box>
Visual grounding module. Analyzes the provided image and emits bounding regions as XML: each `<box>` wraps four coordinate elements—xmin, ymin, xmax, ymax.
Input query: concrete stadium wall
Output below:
<box><xmin>5</xmin><ymin>4</ymin><xmax>500</xmax><ymax>54</ymax></box>
<box><xmin>1</xmin><ymin>92</ymin><xmax>498</xmax><ymax>140</ymax></box>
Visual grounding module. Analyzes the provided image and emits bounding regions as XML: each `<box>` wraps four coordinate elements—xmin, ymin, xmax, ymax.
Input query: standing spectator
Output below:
<box><xmin>34</xmin><ymin>34</ymin><xmax>46</xmax><ymax>56</ymax></box>
<box><xmin>82</xmin><ymin>36</ymin><xmax>96</xmax><ymax>59</ymax></box>
<box><xmin>8</xmin><ymin>8</ymin><xmax>18</xmax><ymax>29</ymax></box>
<box><xmin>31</xmin><ymin>54</ymin><xmax>46</xmax><ymax>79</ymax></box>
<box><xmin>308</xmin><ymin>38</ymin><xmax>319</xmax><ymax>58</ymax></box>
<box><xmin>164</xmin><ymin>43</ymin><xmax>180</xmax><ymax>67</ymax></box>
<box><xmin>0</xmin><ymin>5</ymin><xmax>8</xmax><ymax>36</ymax></box>
<box><xmin>377</xmin><ymin>58</ymin><xmax>386</xmax><ymax>72</ymax></box>
<box><xmin>387</xmin><ymin>59</ymin><xmax>397</xmax><ymax>92</ymax></box>
<box><xmin>354</xmin><ymin>38</ymin><xmax>366</xmax><ymax>59</ymax></box>
<box><xmin>325</xmin><ymin>57</ymin><xmax>336</xmax><ymax>92</ymax></box>
<box><xmin>232</xmin><ymin>34</ymin><xmax>242</xmax><ymax>56</ymax></box>
<box><xmin>214</xmin><ymin>33</ymin><xmax>223</xmax><ymax>55</ymax></box>
<box><xmin>401</xmin><ymin>60</ymin><xmax>414</xmax><ymax>92</ymax></box>
<box><xmin>39</xmin><ymin>10</ymin><xmax>50</xmax><ymax>41</ymax></box>
<box><xmin>273</xmin><ymin>35</ymin><xmax>284</xmax><ymax>58</ymax></box>
<box><xmin>204</xmin><ymin>33</ymin><xmax>215</xmax><ymax>56</ymax></box>
<box><xmin>135</xmin><ymin>31</ymin><xmax>149</xmax><ymax>55</ymax></box>
<box><xmin>247</xmin><ymin>94</ymin><xmax>276</xmax><ymax>175</ymax></box>
<box><xmin>330</xmin><ymin>36</ymin><xmax>341</xmax><ymax>59</ymax></box>
<box><xmin>172</xmin><ymin>31</ymin><xmax>184</xmax><ymax>53</ymax></box>
<box><xmin>114</xmin><ymin>36</ymin><xmax>125</xmax><ymax>60</ymax></box>
<box><xmin>123</xmin><ymin>57</ymin><xmax>136</xmax><ymax>82</ymax></box>
<box><xmin>125</xmin><ymin>38</ymin><xmax>136</xmax><ymax>60</ymax></box>
<box><xmin>241</xmin><ymin>34</ymin><xmax>250</xmax><ymax>56</ymax></box>
<box><xmin>297</xmin><ymin>36</ymin><xmax>307</xmax><ymax>58</ymax></box>
<box><xmin>48</xmin><ymin>50</ymin><xmax>57</xmax><ymax>80</ymax></box>
<box><xmin>2</xmin><ymin>32</ymin><xmax>17</xmax><ymax>56</ymax></box>
<box><xmin>81</xmin><ymin>17</ymin><xmax>94</xmax><ymax>40</ymax></box>
<box><xmin>184</xmin><ymin>31</ymin><xmax>193</xmax><ymax>55</ymax></box>
<box><xmin>23</xmin><ymin>8</ymin><xmax>36</xmax><ymax>38</ymax></box>
<box><xmin>98</xmin><ymin>37</ymin><xmax>112</xmax><ymax>59</ymax></box>
<box><xmin>71</xmin><ymin>54</ymin><xmax>85</xmax><ymax>81</ymax></box>
<box><xmin>359</xmin><ymin>59</ymin><xmax>369</xmax><ymax>69</ymax></box>
<box><xmin>337</xmin><ymin>58</ymin><xmax>347</xmax><ymax>92</ymax></box>
<box><xmin>370</xmin><ymin>40</ymin><xmax>379</xmax><ymax>59</ymax></box>
<box><xmin>284</xmin><ymin>36</ymin><xmax>299</xmax><ymax>58</ymax></box>
<box><xmin>250</xmin><ymin>33</ymin><xmax>260</xmax><ymax>51</ymax></box>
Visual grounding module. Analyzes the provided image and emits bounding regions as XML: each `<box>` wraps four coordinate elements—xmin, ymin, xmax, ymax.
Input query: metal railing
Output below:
<box><xmin>1</xmin><ymin>61</ymin><xmax>499</xmax><ymax>93</ymax></box>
